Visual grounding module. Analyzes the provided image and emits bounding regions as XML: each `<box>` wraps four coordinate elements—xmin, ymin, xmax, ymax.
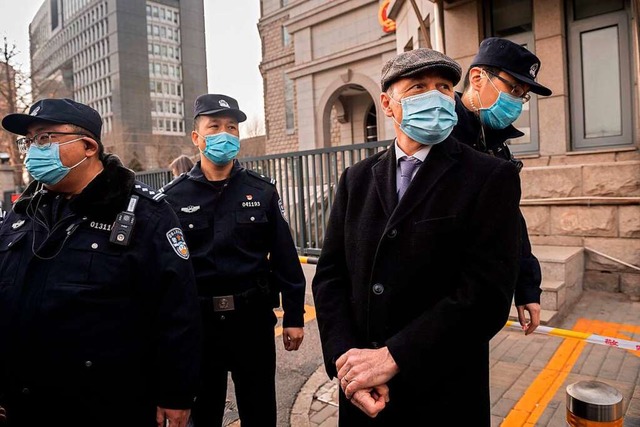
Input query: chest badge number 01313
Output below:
<box><xmin>166</xmin><ymin>227</ymin><xmax>190</xmax><ymax>260</ymax></box>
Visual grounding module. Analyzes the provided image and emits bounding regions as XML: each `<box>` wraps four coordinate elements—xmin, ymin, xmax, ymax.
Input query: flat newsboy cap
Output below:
<box><xmin>381</xmin><ymin>48</ymin><xmax>462</xmax><ymax>91</ymax></box>
<box><xmin>471</xmin><ymin>37</ymin><xmax>552</xmax><ymax>96</ymax></box>
<box><xmin>194</xmin><ymin>94</ymin><xmax>247</xmax><ymax>122</ymax></box>
<box><xmin>2</xmin><ymin>98</ymin><xmax>102</xmax><ymax>138</ymax></box>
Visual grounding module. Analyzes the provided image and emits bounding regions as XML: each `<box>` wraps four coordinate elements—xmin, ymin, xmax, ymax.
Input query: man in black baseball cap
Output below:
<box><xmin>470</xmin><ymin>37</ymin><xmax>551</xmax><ymax>96</ymax></box>
<box><xmin>0</xmin><ymin>98</ymin><xmax>203</xmax><ymax>427</ymax></box>
<box><xmin>2</xmin><ymin>98</ymin><xmax>104</xmax><ymax>159</ymax></box>
<box><xmin>457</xmin><ymin>37</ymin><xmax>552</xmax><ymax>139</ymax></box>
<box><xmin>451</xmin><ymin>37</ymin><xmax>550</xmax><ymax>338</ymax></box>
<box><xmin>1</xmin><ymin>98</ymin><xmax>105</xmax><ymax>192</ymax></box>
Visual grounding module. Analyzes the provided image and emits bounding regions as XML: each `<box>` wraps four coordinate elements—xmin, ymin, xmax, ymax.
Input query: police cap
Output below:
<box><xmin>194</xmin><ymin>94</ymin><xmax>247</xmax><ymax>123</ymax></box>
<box><xmin>471</xmin><ymin>37</ymin><xmax>552</xmax><ymax>96</ymax></box>
<box><xmin>2</xmin><ymin>98</ymin><xmax>102</xmax><ymax>138</ymax></box>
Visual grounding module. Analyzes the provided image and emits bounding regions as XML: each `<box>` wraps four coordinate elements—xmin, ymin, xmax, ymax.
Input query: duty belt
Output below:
<box><xmin>212</xmin><ymin>295</ymin><xmax>236</xmax><ymax>312</ymax></box>
<box><xmin>209</xmin><ymin>277</ymin><xmax>271</xmax><ymax>312</ymax></box>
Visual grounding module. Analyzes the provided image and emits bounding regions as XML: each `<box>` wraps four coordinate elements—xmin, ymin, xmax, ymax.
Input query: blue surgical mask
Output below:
<box><xmin>197</xmin><ymin>132</ymin><xmax>240</xmax><ymax>166</ymax></box>
<box><xmin>478</xmin><ymin>72</ymin><xmax>524</xmax><ymax>129</ymax></box>
<box><xmin>24</xmin><ymin>138</ymin><xmax>87</xmax><ymax>185</ymax></box>
<box><xmin>390</xmin><ymin>90</ymin><xmax>458</xmax><ymax>145</ymax></box>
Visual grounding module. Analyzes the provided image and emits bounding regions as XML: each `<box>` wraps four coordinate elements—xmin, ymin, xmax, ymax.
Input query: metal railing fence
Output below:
<box><xmin>136</xmin><ymin>169</ymin><xmax>174</xmax><ymax>190</ymax></box>
<box><xmin>135</xmin><ymin>139</ymin><xmax>393</xmax><ymax>254</ymax></box>
<box><xmin>241</xmin><ymin>140</ymin><xmax>392</xmax><ymax>255</ymax></box>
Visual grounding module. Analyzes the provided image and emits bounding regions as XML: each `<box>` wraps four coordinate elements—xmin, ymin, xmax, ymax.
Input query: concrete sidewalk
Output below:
<box><xmin>294</xmin><ymin>291</ymin><xmax>640</xmax><ymax>427</ymax></box>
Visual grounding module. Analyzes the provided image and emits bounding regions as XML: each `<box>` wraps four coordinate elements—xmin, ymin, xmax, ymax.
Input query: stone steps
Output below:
<box><xmin>509</xmin><ymin>245</ymin><xmax>584</xmax><ymax>326</ymax></box>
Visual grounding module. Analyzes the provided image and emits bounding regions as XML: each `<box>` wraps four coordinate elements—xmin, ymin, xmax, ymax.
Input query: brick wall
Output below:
<box><xmin>239</xmin><ymin>135</ymin><xmax>266</xmax><ymax>158</ymax></box>
<box><xmin>259</xmin><ymin>14</ymin><xmax>298</xmax><ymax>155</ymax></box>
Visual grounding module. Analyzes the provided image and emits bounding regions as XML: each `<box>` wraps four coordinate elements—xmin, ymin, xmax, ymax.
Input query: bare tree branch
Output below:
<box><xmin>0</xmin><ymin>36</ymin><xmax>32</xmax><ymax>187</ymax></box>
<box><xmin>242</xmin><ymin>114</ymin><xmax>265</xmax><ymax>138</ymax></box>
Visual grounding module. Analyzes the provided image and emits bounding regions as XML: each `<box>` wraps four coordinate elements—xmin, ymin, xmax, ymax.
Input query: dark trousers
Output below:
<box><xmin>192</xmin><ymin>301</ymin><xmax>277</xmax><ymax>427</ymax></box>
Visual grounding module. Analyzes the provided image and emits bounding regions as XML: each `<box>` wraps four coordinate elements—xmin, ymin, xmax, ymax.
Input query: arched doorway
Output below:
<box><xmin>325</xmin><ymin>84</ymin><xmax>378</xmax><ymax>147</ymax></box>
<box><xmin>364</xmin><ymin>103</ymin><xmax>377</xmax><ymax>142</ymax></box>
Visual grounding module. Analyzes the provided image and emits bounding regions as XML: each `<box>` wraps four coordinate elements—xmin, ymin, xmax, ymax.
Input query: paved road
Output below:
<box><xmin>224</xmin><ymin>263</ymin><xmax>323</xmax><ymax>426</ymax></box>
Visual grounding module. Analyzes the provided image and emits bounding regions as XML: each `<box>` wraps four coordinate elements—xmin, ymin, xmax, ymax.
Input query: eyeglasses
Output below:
<box><xmin>16</xmin><ymin>132</ymin><xmax>90</xmax><ymax>155</ymax></box>
<box><xmin>484</xmin><ymin>70</ymin><xmax>531</xmax><ymax>103</ymax></box>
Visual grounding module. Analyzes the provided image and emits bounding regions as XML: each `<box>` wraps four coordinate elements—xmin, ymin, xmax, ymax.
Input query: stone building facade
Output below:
<box><xmin>259</xmin><ymin>10</ymin><xmax>298</xmax><ymax>154</ymax></box>
<box><xmin>29</xmin><ymin>0</ymin><xmax>207</xmax><ymax>170</ymax></box>
<box><xmin>259</xmin><ymin>0</ymin><xmax>398</xmax><ymax>154</ymax></box>
<box><xmin>260</xmin><ymin>0</ymin><xmax>640</xmax><ymax>299</ymax></box>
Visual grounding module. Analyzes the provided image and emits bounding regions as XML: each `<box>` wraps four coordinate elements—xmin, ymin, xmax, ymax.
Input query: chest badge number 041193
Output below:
<box><xmin>166</xmin><ymin>227</ymin><xmax>190</xmax><ymax>260</ymax></box>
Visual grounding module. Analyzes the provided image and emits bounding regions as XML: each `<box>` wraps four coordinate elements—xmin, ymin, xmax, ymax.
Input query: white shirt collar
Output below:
<box><xmin>394</xmin><ymin>139</ymin><xmax>431</xmax><ymax>164</ymax></box>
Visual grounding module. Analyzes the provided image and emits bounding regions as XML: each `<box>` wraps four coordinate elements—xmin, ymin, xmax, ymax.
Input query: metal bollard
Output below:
<box><xmin>566</xmin><ymin>380</ymin><xmax>623</xmax><ymax>426</ymax></box>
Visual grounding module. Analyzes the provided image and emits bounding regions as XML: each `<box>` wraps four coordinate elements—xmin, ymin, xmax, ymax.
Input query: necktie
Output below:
<box><xmin>398</xmin><ymin>156</ymin><xmax>422</xmax><ymax>200</ymax></box>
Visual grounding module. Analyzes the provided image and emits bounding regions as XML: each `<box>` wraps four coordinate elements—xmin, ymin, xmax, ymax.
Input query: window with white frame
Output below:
<box><xmin>146</xmin><ymin>1</ymin><xmax>185</xmax><ymax>135</ymax></box>
<box><xmin>483</xmin><ymin>0</ymin><xmax>539</xmax><ymax>154</ymax></box>
<box><xmin>282</xmin><ymin>26</ymin><xmax>291</xmax><ymax>47</ymax></box>
<box><xmin>284</xmin><ymin>73</ymin><xmax>295</xmax><ymax>132</ymax></box>
<box><xmin>567</xmin><ymin>0</ymin><xmax>632</xmax><ymax>149</ymax></box>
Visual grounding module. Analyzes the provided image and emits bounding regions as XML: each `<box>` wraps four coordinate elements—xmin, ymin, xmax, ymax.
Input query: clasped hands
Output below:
<box><xmin>335</xmin><ymin>347</ymin><xmax>399</xmax><ymax>418</ymax></box>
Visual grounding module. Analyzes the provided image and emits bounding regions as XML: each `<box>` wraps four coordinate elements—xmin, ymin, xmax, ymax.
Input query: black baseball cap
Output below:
<box><xmin>381</xmin><ymin>48</ymin><xmax>462</xmax><ymax>91</ymax></box>
<box><xmin>1</xmin><ymin>98</ymin><xmax>103</xmax><ymax>138</ymax></box>
<box><xmin>194</xmin><ymin>94</ymin><xmax>247</xmax><ymax>122</ymax></box>
<box><xmin>470</xmin><ymin>37</ymin><xmax>552</xmax><ymax>96</ymax></box>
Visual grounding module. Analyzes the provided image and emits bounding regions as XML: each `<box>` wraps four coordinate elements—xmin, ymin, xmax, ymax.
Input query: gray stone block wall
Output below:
<box><xmin>522</xmin><ymin>159</ymin><xmax>640</xmax><ymax>299</ymax></box>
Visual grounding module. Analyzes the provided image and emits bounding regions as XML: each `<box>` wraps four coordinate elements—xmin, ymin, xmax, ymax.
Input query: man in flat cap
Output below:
<box><xmin>453</xmin><ymin>37</ymin><xmax>553</xmax><ymax>336</ymax></box>
<box><xmin>0</xmin><ymin>98</ymin><xmax>202</xmax><ymax>427</ymax></box>
<box><xmin>161</xmin><ymin>94</ymin><xmax>305</xmax><ymax>427</ymax></box>
<box><xmin>312</xmin><ymin>49</ymin><xmax>522</xmax><ymax>425</ymax></box>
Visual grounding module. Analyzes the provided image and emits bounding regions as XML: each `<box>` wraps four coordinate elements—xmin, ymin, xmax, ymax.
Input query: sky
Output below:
<box><xmin>0</xmin><ymin>0</ymin><xmax>265</xmax><ymax>135</ymax></box>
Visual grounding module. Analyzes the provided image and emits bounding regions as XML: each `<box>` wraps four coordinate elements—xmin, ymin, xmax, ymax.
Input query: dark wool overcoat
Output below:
<box><xmin>312</xmin><ymin>137</ymin><xmax>522</xmax><ymax>426</ymax></box>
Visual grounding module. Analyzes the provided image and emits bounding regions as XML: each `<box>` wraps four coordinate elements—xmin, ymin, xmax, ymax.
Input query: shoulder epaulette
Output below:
<box><xmin>246</xmin><ymin>169</ymin><xmax>276</xmax><ymax>185</ymax></box>
<box><xmin>133</xmin><ymin>181</ymin><xmax>166</xmax><ymax>202</ymax></box>
<box><xmin>159</xmin><ymin>173</ymin><xmax>188</xmax><ymax>194</ymax></box>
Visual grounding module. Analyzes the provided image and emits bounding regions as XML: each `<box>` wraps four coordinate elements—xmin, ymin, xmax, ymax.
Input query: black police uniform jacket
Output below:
<box><xmin>0</xmin><ymin>155</ymin><xmax>202</xmax><ymax>427</ymax></box>
<box><xmin>452</xmin><ymin>92</ymin><xmax>542</xmax><ymax>306</ymax></box>
<box><xmin>161</xmin><ymin>160</ymin><xmax>305</xmax><ymax>327</ymax></box>
<box><xmin>312</xmin><ymin>138</ymin><xmax>521</xmax><ymax>426</ymax></box>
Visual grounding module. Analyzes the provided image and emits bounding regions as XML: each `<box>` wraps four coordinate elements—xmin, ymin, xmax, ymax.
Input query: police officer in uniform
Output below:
<box><xmin>0</xmin><ymin>99</ymin><xmax>202</xmax><ymax>427</ymax></box>
<box><xmin>161</xmin><ymin>94</ymin><xmax>305</xmax><ymax>427</ymax></box>
<box><xmin>452</xmin><ymin>38</ymin><xmax>553</xmax><ymax>335</ymax></box>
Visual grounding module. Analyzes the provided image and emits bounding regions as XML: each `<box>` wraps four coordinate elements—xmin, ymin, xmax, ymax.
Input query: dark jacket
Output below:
<box><xmin>452</xmin><ymin>92</ymin><xmax>542</xmax><ymax>305</ymax></box>
<box><xmin>161</xmin><ymin>160</ymin><xmax>305</xmax><ymax>327</ymax></box>
<box><xmin>0</xmin><ymin>155</ymin><xmax>202</xmax><ymax>427</ymax></box>
<box><xmin>312</xmin><ymin>138</ymin><xmax>521</xmax><ymax>425</ymax></box>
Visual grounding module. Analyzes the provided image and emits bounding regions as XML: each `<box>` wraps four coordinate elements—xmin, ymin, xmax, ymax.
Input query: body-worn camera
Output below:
<box><xmin>109</xmin><ymin>195</ymin><xmax>138</xmax><ymax>246</ymax></box>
